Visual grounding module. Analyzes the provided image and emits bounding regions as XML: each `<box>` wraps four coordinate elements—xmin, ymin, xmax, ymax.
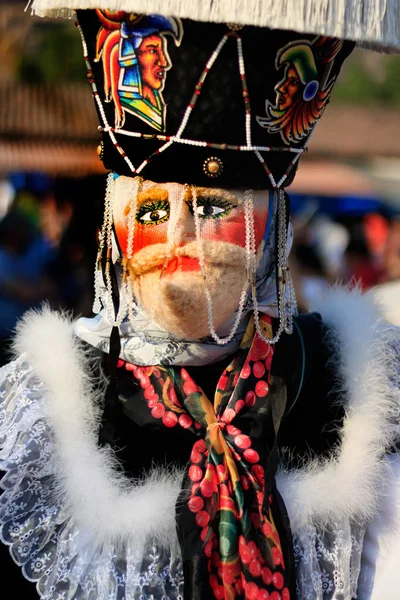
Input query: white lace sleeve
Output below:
<box><xmin>0</xmin><ymin>356</ymin><xmax>184</xmax><ymax>600</ymax></box>
<box><xmin>292</xmin><ymin>521</ymin><xmax>365</xmax><ymax>599</ymax></box>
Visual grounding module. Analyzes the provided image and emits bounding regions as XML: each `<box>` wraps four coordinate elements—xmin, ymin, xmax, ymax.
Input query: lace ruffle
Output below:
<box><xmin>0</xmin><ymin>357</ymin><xmax>184</xmax><ymax>600</ymax></box>
<box><xmin>293</xmin><ymin>521</ymin><xmax>365</xmax><ymax>599</ymax></box>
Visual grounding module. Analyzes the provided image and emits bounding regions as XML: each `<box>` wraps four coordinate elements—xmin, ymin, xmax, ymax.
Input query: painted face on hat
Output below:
<box><xmin>137</xmin><ymin>34</ymin><xmax>169</xmax><ymax>105</ymax></box>
<box><xmin>274</xmin><ymin>66</ymin><xmax>302</xmax><ymax>111</ymax></box>
<box><xmin>113</xmin><ymin>177</ymin><xmax>269</xmax><ymax>338</ymax></box>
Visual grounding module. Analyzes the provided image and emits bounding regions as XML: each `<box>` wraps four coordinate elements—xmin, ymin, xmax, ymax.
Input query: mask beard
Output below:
<box><xmin>128</xmin><ymin>240</ymin><xmax>248</xmax><ymax>339</ymax></box>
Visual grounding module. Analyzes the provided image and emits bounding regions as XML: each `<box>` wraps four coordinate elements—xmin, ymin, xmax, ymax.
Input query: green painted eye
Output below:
<box><xmin>136</xmin><ymin>200</ymin><xmax>170</xmax><ymax>225</ymax></box>
<box><xmin>196</xmin><ymin>204</ymin><xmax>225</xmax><ymax>217</ymax></box>
<box><xmin>187</xmin><ymin>196</ymin><xmax>236</xmax><ymax>220</ymax></box>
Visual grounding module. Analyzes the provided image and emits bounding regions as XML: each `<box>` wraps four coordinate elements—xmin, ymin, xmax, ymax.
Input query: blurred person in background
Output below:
<box><xmin>46</xmin><ymin>175</ymin><xmax>103</xmax><ymax>317</ymax></box>
<box><xmin>372</xmin><ymin>216</ymin><xmax>400</xmax><ymax>326</ymax></box>
<box><xmin>341</xmin><ymin>234</ymin><xmax>384</xmax><ymax>290</ymax></box>
<box><xmin>292</xmin><ymin>242</ymin><xmax>329</xmax><ymax>311</ymax></box>
<box><xmin>0</xmin><ymin>208</ymin><xmax>56</xmax><ymax>366</ymax></box>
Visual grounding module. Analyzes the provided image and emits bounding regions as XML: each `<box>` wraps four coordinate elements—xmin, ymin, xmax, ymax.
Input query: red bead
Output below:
<box><xmin>191</xmin><ymin>451</ymin><xmax>203</xmax><ymax>469</ymax></box>
<box><xmin>194</xmin><ymin>439</ymin><xmax>207</xmax><ymax>453</ymax></box>
<box><xmin>262</xmin><ymin>567</ymin><xmax>273</xmax><ymax>585</ymax></box>
<box><xmin>255</xmin><ymin>381</ymin><xmax>269</xmax><ymax>398</ymax></box>
<box><xmin>239</xmin><ymin>542</ymin><xmax>252</xmax><ymax>565</ymax></box>
<box><xmin>235</xmin><ymin>399</ymin><xmax>245</xmax><ymax>412</ymax></box>
<box><xmin>241</xmin><ymin>475</ymin><xmax>250</xmax><ymax>490</ymax></box>
<box><xmin>249</xmin><ymin>559</ymin><xmax>262</xmax><ymax>577</ymax></box>
<box><xmin>252</xmin><ymin>464</ymin><xmax>265</xmax><ymax>482</ymax></box>
<box><xmin>151</xmin><ymin>403</ymin><xmax>165</xmax><ymax>419</ymax></box>
<box><xmin>244</xmin><ymin>449</ymin><xmax>260</xmax><ymax>463</ymax></box>
<box><xmin>241</xmin><ymin>363</ymin><xmax>251</xmax><ymax>379</ymax></box>
<box><xmin>234</xmin><ymin>434</ymin><xmax>252</xmax><ymax>449</ymax></box>
<box><xmin>245</xmin><ymin>582</ymin><xmax>259</xmax><ymax>600</ymax></box>
<box><xmin>189</xmin><ymin>465</ymin><xmax>203</xmax><ymax>482</ymax></box>
<box><xmin>253</xmin><ymin>361</ymin><xmax>265</xmax><ymax>379</ymax></box>
<box><xmin>272</xmin><ymin>547</ymin><xmax>283</xmax><ymax>566</ymax></box>
<box><xmin>213</xmin><ymin>585</ymin><xmax>225</xmax><ymax>600</ymax></box>
<box><xmin>226</xmin><ymin>425</ymin><xmax>241</xmax><ymax>436</ymax></box>
<box><xmin>245</xmin><ymin>391</ymin><xmax>256</xmax><ymax>407</ymax></box>
<box><xmin>188</xmin><ymin>495</ymin><xmax>204</xmax><ymax>512</ymax></box>
<box><xmin>195</xmin><ymin>510</ymin><xmax>210</xmax><ymax>527</ymax></box>
<box><xmin>272</xmin><ymin>573</ymin><xmax>284</xmax><ymax>590</ymax></box>
<box><xmin>162</xmin><ymin>411</ymin><xmax>178</xmax><ymax>428</ymax></box>
<box><xmin>222</xmin><ymin>408</ymin><xmax>236</xmax><ymax>424</ymax></box>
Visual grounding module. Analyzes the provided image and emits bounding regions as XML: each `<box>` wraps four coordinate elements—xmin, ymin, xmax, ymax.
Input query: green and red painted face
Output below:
<box><xmin>113</xmin><ymin>177</ymin><xmax>270</xmax><ymax>271</ymax></box>
<box><xmin>112</xmin><ymin>176</ymin><xmax>271</xmax><ymax>339</ymax></box>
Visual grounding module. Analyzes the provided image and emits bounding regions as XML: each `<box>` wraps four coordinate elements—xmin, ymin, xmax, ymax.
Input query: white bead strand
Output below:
<box><xmin>192</xmin><ymin>185</ymin><xmax>254</xmax><ymax>345</ymax></box>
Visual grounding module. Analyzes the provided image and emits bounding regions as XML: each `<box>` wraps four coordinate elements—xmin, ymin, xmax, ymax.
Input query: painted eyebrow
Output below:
<box><xmin>186</xmin><ymin>188</ymin><xmax>240</xmax><ymax>204</ymax></box>
<box><xmin>124</xmin><ymin>187</ymin><xmax>168</xmax><ymax>216</ymax></box>
<box><xmin>138</xmin><ymin>188</ymin><xmax>168</xmax><ymax>203</ymax></box>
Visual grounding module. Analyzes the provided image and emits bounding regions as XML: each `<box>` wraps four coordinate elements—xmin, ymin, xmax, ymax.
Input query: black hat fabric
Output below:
<box><xmin>77</xmin><ymin>10</ymin><xmax>354</xmax><ymax>188</ymax></box>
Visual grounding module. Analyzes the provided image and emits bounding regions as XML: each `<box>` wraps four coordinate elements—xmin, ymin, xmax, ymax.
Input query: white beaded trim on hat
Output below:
<box><xmin>76</xmin><ymin>18</ymin><xmax>306</xmax><ymax>190</ymax></box>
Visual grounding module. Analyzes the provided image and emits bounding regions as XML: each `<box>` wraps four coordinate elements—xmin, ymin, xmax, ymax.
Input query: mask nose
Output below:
<box><xmin>167</xmin><ymin>184</ymin><xmax>197</xmax><ymax>248</ymax></box>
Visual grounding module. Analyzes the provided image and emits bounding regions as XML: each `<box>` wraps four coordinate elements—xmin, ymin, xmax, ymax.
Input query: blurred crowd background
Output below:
<box><xmin>1</xmin><ymin>2</ymin><xmax>400</xmax><ymax>367</ymax></box>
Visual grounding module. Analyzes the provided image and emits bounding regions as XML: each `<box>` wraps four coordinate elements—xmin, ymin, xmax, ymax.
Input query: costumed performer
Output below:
<box><xmin>1</xmin><ymin>2</ymin><xmax>400</xmax><ymax>599</ymax></box>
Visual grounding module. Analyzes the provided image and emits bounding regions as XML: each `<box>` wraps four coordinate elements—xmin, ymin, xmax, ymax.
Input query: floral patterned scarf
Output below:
<box><xmin>118</xmin><ymin>315</ymin><xmax>290</xmax><ymax>600</ymax></box>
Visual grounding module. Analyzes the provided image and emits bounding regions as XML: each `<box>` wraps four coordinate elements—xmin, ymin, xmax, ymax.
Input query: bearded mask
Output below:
<box><xmin>111</xmin><ymin>176</ymin><xmax>275</xmax><ymax>339</ymax></box>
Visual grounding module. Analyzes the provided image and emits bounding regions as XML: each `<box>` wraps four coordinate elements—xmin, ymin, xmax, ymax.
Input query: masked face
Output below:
<box><xmin>113</xmin><ymin>177</ymin><xmax>269</xmax><ymax>338</ymax></box>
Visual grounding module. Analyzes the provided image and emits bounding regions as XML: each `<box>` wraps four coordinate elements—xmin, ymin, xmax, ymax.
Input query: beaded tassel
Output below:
<box><xmin>252</xmin><ymin>188</ymin><xmax>296</xmax><ymax>345</ymax></box>
<box><xmin>92</xmin><ymin>174</ymin><xmax>143</xmax><ymax>327</ymax></box>
<box><xmin>92</xmin><ymin>172</ymin><xmax>114</xmax><ymax>314</ymax></box>
<box><xmin>192</xmin><ymin>185</ymin><xmax>255</xmax><ymax>346</ymax></box>
<box><xmin>123</xmin><ymin>177</ymin><xmax>142</xmax><ymax>325</ymax></box>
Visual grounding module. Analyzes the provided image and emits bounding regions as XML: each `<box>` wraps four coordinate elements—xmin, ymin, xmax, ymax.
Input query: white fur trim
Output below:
<box><xmin>277</xmin><ymin>286</ymin><xmax>400</xmax><ymax>533</ymax></box>
<box><xmin>358</xmin><ymin>453</ymin><xmax>400</xmax><ymax>599</ymax></box>
<box><xmin>9</xmin><ymin>286</ymin><xmax>400</xmax><ymax>544</ymax></box>
<box><xmin>12</xmin><ymin>306</ymin><xmax>183</xmax><ymax>549</ymax></box>
<box><xmin>30</xmin><ymin>0</ymin><xmax>400</xmax><ymax>53</ymax></box>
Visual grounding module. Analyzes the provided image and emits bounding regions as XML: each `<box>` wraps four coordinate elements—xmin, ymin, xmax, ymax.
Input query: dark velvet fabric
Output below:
<box><xmin>77</xmin><ymin>10</ymin><xmax>354</xmax><ymax>188</ymax></box>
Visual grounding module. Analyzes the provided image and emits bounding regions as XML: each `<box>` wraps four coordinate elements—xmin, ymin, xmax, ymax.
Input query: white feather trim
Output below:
<box><xmin>277</xmin><ymin>286</ymin><xmax>400</xmax><ymax>533</ymax></box>
<box><xmin>5</xmin><ymin>286</ymin><xmax>400</xmax><ymax>546</ymax></box>
<box><xmin>30</xmin><ymin>0</ymin><xmax>400</xmax><ymax>53</ymax></box>
<box><xmin>11</xmin><ymin>306</ymin><xmax>183</xmax><ymax>549</ymax></box>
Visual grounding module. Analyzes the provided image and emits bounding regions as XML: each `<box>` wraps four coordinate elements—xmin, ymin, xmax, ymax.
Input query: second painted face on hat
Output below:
<box><xmin>113</xmin><ymin>177</ymin><xmax>269</xmax><ymax>338</ymax></box>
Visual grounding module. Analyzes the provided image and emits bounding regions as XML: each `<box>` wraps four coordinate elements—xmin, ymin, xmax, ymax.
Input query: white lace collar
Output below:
<box><xmin>12</xmin><ymin>306</ymin><xmax>183</xmax><ymax>549</ymax></box>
